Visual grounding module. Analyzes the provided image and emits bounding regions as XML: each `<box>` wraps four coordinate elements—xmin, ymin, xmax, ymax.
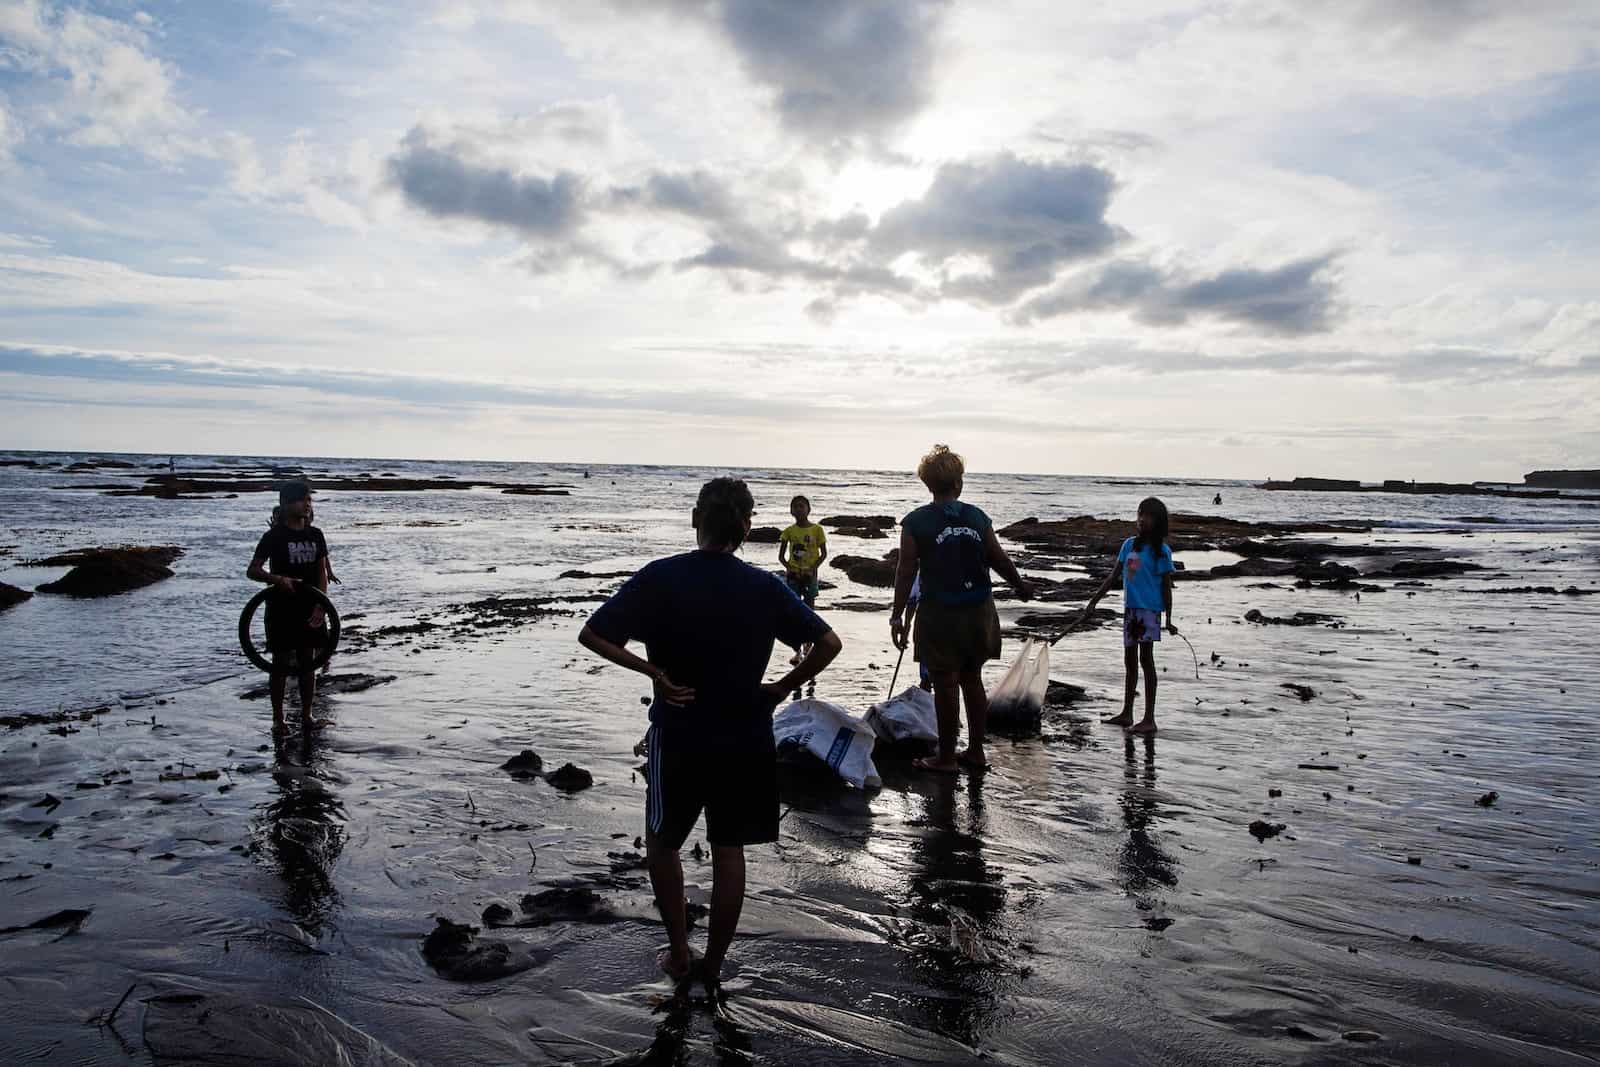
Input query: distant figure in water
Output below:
<box><xmin>891</xmin><ymin>444</ymin><xmax>1033</xmax><ymax>773</ymax></box>
<box><xmin>1077</xmin><ymin>497</ymin><xmax>1177</xmax><ymax>735</ymax></box>
<box><xmin>578</xmin><ymin>477</ymin><xmax>842</xmax><ymax>999</ymax></box>
<box><xmin>247</xmin><ymin>482</ymin><xmax>332</xmax><ymax>733</ymax></box>
<box><xmin>1213</xmin><ymin>492</ymin><xmax>1222</xmax><ymax>506</ymax></box>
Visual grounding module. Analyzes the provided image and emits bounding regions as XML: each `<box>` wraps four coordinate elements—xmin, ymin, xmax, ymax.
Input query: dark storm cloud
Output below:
<box><xmin>386</xmin><ymin>128</ymin><xmax>586</xmax><ymax>237</ymax></box>
<box><xmin>1014</xmin><ymin>255</ymin><xmax>1340</xmax><ymax>334</ymax></box>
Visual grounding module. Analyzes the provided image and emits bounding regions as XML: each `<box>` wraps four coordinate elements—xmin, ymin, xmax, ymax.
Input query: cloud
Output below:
<box><xmin>871</xmin><ymin>153</ymin><xmax>1123</xmax><ymax>303</ymax></box>
<box><xmin>0</xmin><ymin>95</ymin><xmax>18</xmax><ymax>165</ymax></box>
<box><xmin>0</xmin><ymin>0</ymin><xmax>203</xmax><ymax>161</ymax></box>
<box><xmin>1014</xmin><ymin>255</ymin><xmax>1341</xmax><ymax>334</ymax></box>
<box><xmin>959</xmin><ymin>338</ymin><xmax>1600</xmax><ymax>384</ymax></box>
<box><xmin>386</xmin><ymin>126</ymin><xmax>587</xmax><ymax>238</ymax></box>
<box><xmin>389</xmin><ymin>127</ymin><xmax>1341</xmax><ymax>332</ymax></box>
<box><xmin>708</xmin><ymin>0</ymin><xmax>950</xmax><ymax>145</ymax></box>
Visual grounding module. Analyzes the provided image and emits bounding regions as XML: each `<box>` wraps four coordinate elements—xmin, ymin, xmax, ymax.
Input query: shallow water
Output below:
<box><xmin>2</xmin><ymin>452</ymin><xmax>1598</xmax><ymax>1065</ymax></box>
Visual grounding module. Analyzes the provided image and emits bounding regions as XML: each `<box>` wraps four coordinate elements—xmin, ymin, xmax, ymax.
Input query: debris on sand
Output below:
<box><xmin>420</xmin><ymin>917</ymin><xmax>536</xmax><ymax>981</ymax></box>
<box><xmin>545</xmin><ymin>763</ymin><xmax>594</xmax><ymax>792</ymax></box>
<box><xmin>1280</xmin><ymin>683</ymin><xmax>1316</xmax><ymax>702</ymax></box>
<box><xmin>0</xmin><ymin>581</ymin><xmax>32</xmax><ymax>611</ymax></box>
<box><xmin>1475</xmin><ymin>791</ymin><xmax>1499</xmax><ymax>807</ymax></box>
<box><xmin>501</xmin><ymin>750</ymin><xmax>544</xmax><ymax>778</ymax></box>
<box><xmin>1245</xmin><ymin>609</ymin><xmax>1343</xmax><ymax>627</ymax></box>
<box><xmin>240</xmin><ymin>673</ymin><xmax>396</xmax><ymax>701</ymax></box>
<box><xmin>2</xmin><ymin>705</ymin><xmax>110</xmax><ymax>730</ymax></box>
<box><xmin>32</xmin><ymin>545</ymin><xmax>184</xmax><ymax>597</ymax></box>
<box><xmin>1298</xmin><ymin>763</ymin><xmax>1340</xmax><ymax>771</ymax></box>
<box><xmin>519</xmin><ymin>885</ymin><xmax>618</xmax><ymax>925</ymax></box>
<box><xmin>830</xmin><ymin>552</ymin><xmax>898</xmax><ymax>587</ymax></box>
<box><xmin>0</xmin><ymin>907</ymin><xmax>91</xmax><ymax>937</ymax></box>
<box><xmin>608</xmin><ymin>850</ymin><xmax>647</xmax><ymax>874</ymax></box>
<box><xmin>1249</xmin><ymin>820</ymin><xmax>1287</xmax><ymax>841</ymax></box>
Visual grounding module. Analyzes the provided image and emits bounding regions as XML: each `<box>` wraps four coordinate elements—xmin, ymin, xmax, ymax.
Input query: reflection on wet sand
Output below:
<box><xmin>603</xmin><ymin>1000</ymin><xmax>753</xmax><ymax>1067</ymax></box>
<box><xmin>902</xmin><ymin>773</ymin><xmax>1008</xmax><ymax>1045</ymax></box>
<box><xmin>255</xmin><ymin>721</ymin><xmax>347</xmax><ymax>936</ymax></box>
<box><xmin>1118</xmin><ymin>735</ymin><xmax>1176</xmax><ymax>928</ymax></box>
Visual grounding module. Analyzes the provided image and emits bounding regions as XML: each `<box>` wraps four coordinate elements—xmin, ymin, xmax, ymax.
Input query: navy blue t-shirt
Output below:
<box><xmin>585</xmin><ymin>550</ymin><xmax>831</xmax><ymax>749</ymax></box>
<box><xmin>902</xmin><ymin>501</ymin><xmax>993</xmax><ymax>606</ymax></box>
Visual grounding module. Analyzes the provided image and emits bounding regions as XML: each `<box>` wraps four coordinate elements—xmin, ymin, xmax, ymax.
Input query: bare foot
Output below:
<box><xmin>657</xmin><ymin>946</ymin><xmax>697</xmax><ymax>983</ymax></box>
<box><xmin>955</xmin><ymin>749</ymin><xmax>989</xmax><ymax>772</ymax></box>
<box><xmin>912</xmin><ymin>755</ymin><xmax>959</xmax><ymax>774</ymax></box>
<box><xmin>1130</xmin><ymin>719</ymin><xmax>1158</xmax><ymax>735</ymax></box>
<box><xmin>1101</xmin><ymin>712</ymin><xmax>1134</xmax><ymax>727</ymax></box>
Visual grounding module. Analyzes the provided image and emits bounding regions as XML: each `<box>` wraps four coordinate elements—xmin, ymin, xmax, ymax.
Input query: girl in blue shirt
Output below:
<box><xmin>1077</xmin><ymin>497</ymin><xmax>1177</xmax><ymax>735</ymax></box>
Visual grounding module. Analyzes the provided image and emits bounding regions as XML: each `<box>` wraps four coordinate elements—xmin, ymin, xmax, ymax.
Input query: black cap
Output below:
<box><xmin>279</xmin><ymin>480</ymin><xmax>312</xmax><ymax>505</ymax></box>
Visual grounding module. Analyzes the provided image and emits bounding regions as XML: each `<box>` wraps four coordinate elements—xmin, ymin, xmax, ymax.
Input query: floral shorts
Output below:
<box><xmin>1123</xmin><ymin>609</ymin><xmax>1163</xmax><ymax>648</ymax></box>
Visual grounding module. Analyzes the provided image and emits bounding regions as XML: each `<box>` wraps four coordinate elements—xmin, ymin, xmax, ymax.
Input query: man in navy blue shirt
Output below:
<box><xmin>579</xmin><ymin>477</ymin><xmax>842</xmax><ymax>998</ymax></box>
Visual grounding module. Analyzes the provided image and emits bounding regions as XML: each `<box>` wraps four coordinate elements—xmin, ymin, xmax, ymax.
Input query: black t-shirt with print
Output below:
<box><xmin>253</xmin><ymin>524</ymin><xmax>328</xmax><ymax>619</ymax></box>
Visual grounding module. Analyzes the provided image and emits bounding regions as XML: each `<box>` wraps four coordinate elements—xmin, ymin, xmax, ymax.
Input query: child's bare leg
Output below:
<box><xmin>1132</xmin><ymin>642</ymin><xmax>1158</xmax><ymax>734</ymax></box>
<box><xmin>269</xmin><ymin>654</ymin><xmax>287</xmax><ymax>730</ymax></box>
<box><xmin>297</xmin><ymin>644</ymin><xmax>317</xmax><ymax>720</ymax></box>
<box><xmin>1104</xmin><ymin>645</ymin><xmax>1137</xmax><ymax>726</ymax></box>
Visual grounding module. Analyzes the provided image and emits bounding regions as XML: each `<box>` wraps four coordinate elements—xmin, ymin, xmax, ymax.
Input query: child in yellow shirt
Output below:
<box><xmin>778</xmin><ymin>495</ymin><xmax>827</xmax><ymax>607</ymax></box>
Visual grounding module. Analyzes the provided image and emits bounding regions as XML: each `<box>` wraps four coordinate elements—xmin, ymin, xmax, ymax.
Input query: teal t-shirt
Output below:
<box><xmin>1117</xmin><ymin>537</ymin><xmax>1174</xmax><ymax>612</ymax></box>
<box><xmin>902</xmin><ymin>501</ymin><xmax>993</xmax><ymax>606</ymax></box>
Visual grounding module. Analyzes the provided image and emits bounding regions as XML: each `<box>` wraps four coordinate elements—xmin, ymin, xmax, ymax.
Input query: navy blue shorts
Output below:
<box><xmin>644</xmin><ymin>724</ymin><xmax>779</xmax><ymax>849</ymax></box>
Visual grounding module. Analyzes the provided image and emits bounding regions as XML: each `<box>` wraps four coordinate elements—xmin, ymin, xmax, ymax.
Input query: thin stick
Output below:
<box><xmin>1174</xmin><ymin>630</ymin><xmax>1201</xmax><ymax>680</ymax></box>
<box><xmin>103</xmin><ymin>982</ymin><xmax>137</xmax><ymax>1028</ymax></box>
<box><xmin>886</xmin><ymin>644</ymin><xmax>907</xmax><ymax>699</ymax></box>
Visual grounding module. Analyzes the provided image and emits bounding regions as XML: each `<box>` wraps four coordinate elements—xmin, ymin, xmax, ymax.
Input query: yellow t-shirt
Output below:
<box><xmin>780</xmin><ymin>523</ymin><xmax>827</xmax><ymax>572</ymax></box>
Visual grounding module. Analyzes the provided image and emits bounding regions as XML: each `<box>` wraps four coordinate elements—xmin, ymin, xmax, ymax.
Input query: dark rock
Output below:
<box><xmin>820</xmin><ymin>514</ymin><xmax>895</xmax><ymax>529</ymax></box>
<box><xmin>558</xmin><ymin>569</ymin><xmax>634</xmax><ymax>580</ymax></box>
<box><xmin>1248</xmin><ymin>820</ymin><xmax>1287</xmax><ymax>841</ymax></box>
<box><xmin>830</xmin><ymin>552</ymin><xmax>899</xmax><ymax>587</ymax></box>
<box><xmin>501</xmin><ymin>487</ymin><xmax>570</xmax><ymax>496</ymax></box>
<box><xmin>1280</xmin><ymin>683</ymin><xmax>1315</xmax><ymax>702</ymax></box>
<box><xmin>546</xmin><ymin>763</ymin><xmax>593</xmax><ymax>792</ymax></box>
<box><xmin>745</xmin><ymin>526</ymin><xmax>782</xmax><ymax>544</ymax></box>
<box><xmin>1244</xmin><ymin>609</ymin><xmax>1343</xmax><ymax>627</ymax></box>
<box><xmin>420</xmin><ymin>917</ymin><xmax>534</xmax><ymax>981</ymax></box>
<box><xmin>1524</xmin><ymin>469</ymin><xmax>1600</xmax><ymax>490</ymax></box>
<box><xmin>0</xmin><ymin>581</ymin><xmax>33</xmax><ymax>611</ymax></box>
<box><xmin>500</xmin><ymin>750</ymin><xmax>544</xmax><ymax>777</ymax></box>
<box><xmin>1374</xmin><ymin>560</ymin><xmax>1481</xmax><ymax>579</ymax></box>
<box><xmin>1268</xmin><ymin>788</ymin><xmax>1283</xmax><ymax>798</ymax></box>
<box><xmin>32</xmin><ymin>545</ymin><xmax>184</xmax><ymax>598</ymax></box>
<box><xmin>1281</xmin><ymin>1024</ymin><xmax>1325</xmax><ymax>1041</ymax></box>
<box><xmin>481</xmin><ymin>902</ymin><xmax>515</xmax><ymax>926</ymax></box>
<box><xmin>1342</xmin><ymin>1030</ymin><xmax>1383</xmax><ymax>1043</ymax></box>
<box><xmin>1475</xmin><ymin>790</ymin><xmax>1499</xmax><ymax>807</ymax></box>
<box><xmin>240</xmin><ymin>673</ymin><xmax>395</xmax><ymax>701</ymax></box>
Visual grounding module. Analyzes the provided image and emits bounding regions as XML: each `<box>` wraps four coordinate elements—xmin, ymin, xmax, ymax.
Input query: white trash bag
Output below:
<box><xmin>865</xmin><ymin>685</ymin><xmax>938</xmax><ymax>744</ymax></box>
<box><xmin>987</xmin><ymin>638</ymin><xmax>1050</xmax><ymax>723</ymax></box>
<box><xmin>772</xmin><ymin>699</ymin><xmax>882</xmax><ymax>790</ymax></box>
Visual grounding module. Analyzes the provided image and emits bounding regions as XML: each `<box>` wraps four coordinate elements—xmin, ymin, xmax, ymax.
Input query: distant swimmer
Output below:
<box><xmin>1213</xmin><ymin>493</ymin><xmax>1222</xmax><ymax>506</ymax></box>
<box><xmin>1077</xmin><ymin>497</ymin><xmax>1177</xmax><ymax>736</ymax></box>
<box><xmin>891</xmin><ymin>444</ymin><xmax>1033</xmax><ymax>774</ymax></box>
<box><xmin>578</xmin><ymin>477</ymin><xmax>842</xmax><ymax>1000</ymax></box>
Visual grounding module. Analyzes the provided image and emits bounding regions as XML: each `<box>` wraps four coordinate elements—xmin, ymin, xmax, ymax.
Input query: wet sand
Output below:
<box><xmin>2</xmin><ymin>455</ymin><xmax>1598</xmax><ymax>1064</ymax></box>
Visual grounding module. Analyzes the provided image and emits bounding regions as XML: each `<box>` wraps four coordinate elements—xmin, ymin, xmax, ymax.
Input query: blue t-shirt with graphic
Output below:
<box><xmin>1116</xmin><ymin>537</ymin><xmax>1174</xmax><ymax>612</ymax></box>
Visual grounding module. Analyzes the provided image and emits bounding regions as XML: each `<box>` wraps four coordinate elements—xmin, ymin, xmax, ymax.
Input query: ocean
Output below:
<box><xmin>2</xmin><ymin>450</ymin><xmax>1597</xmax><ymax>1064</ymax></box>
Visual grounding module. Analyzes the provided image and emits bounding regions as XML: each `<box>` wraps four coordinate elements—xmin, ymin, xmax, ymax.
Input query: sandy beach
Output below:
<box><xmin>2</xmin><ymin>452</ymin><xmax>1598</xmax><ymax>1065</ymax></box>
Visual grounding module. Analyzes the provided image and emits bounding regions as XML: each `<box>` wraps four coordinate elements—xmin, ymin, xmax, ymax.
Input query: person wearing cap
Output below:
<box><xmin>246</xmin><ymin>481</ymin><xmax>331</xmax><ymax>731</ymax></box>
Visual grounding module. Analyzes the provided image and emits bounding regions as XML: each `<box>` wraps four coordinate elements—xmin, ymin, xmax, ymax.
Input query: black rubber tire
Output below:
<box><xmin>239</xmin><ymin>586</ymin><xmax>341</xmax><ymax>675</ymax></box>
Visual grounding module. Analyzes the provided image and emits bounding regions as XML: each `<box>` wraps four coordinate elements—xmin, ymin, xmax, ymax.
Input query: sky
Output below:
<box><xmin>0</xmin><ymin>0</ymin><xmax>1597</xmax><ymax>480</ymax></box>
